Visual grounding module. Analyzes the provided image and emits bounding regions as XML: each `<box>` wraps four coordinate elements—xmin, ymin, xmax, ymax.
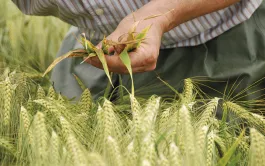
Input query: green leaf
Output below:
<box><xmin>43</xmin><ymin>50</ymin><xmax>87</xmax><ymax>77</ymax></box>
<box><xmin>119</xmin><ymin>48</ymin><xmax>134</xmax><ymax>95</ymax></box>
<box><xmin>136</xmin><ymin>25</ymin><xmax>152</xmax><ymax>40</ymax></box>
<box><xmin>72</xmin><ymin>74</ymin><xmax>86</xmax><ymax>91</ymax></box>
<box><xmin>126</xmin><ymin>25</ymin><xmax>151</xmax><ymax>52</ymax></box>
<box><xmin>135</xmin><ymin>25</ymin><xmax>152</xmax><ymax>48</ymax></box>
<box><xmin>80</xmin><ymin>53</ymin><xmax>97</xmax><ymax>64</ymax></box>
<box><xmin>104</xmin><ymin>73</ymin><xmax>113</xmax><ymax>98</ymax></box>
<box><xmin>217</xmin><ymin>129</ymin><xmax>245</xmax><ymax>166</ymax></box>
<box><xmin>81</xmin><ymin>35</ymin><xmax>96</xmax><ymax>54</ymax></box>
<box><xmin>94</xmin><ymin>48</ymin><xmax>113</xmax><ymax>87</ymax></box>
<box><xmin>102</xmin><ymin>36</ymin><xmax>110</xmax><ymax>54</ymax></box>
<box><xmin>118</xmin><ymin>75</ymin><xmax>124</xmax><ymax>103</ymax></box>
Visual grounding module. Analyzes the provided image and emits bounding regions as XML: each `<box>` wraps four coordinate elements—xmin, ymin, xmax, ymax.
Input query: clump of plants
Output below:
<box><xmin>0</xmin><ymin>69</ymin><xmax>265</xmax><ymax>166</ymax></box>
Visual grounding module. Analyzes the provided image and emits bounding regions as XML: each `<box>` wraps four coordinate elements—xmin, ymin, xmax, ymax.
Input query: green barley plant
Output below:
<box><xmin>1</xmin><ymin>2</ymin><xmax>265</xmax><ymax>166</ymax></box>
<box><xmin>1</xmin><ymin>70</ymin><xmax>264</xmax><ymax>166</ymax></box>
<box><xmin>0</xmin><ymin>1</ymin><xmax>69</xmax><ymax>73</ymax></box>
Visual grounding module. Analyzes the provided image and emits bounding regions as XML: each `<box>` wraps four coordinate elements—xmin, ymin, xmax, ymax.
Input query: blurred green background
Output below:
<box><xmin>0</xmin><ymin>0</ymin><xmax>69</xmax><ymax>74</ymax></box>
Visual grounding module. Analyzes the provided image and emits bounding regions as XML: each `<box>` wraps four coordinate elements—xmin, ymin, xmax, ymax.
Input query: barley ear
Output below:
<box><xmin>79</xmin><ymin>88</ymin><xmax>92</xmax><ymax>112</ymax></box>
<box><xmin>60</xmin><ymin>117</ymin><xmax>87</xmax><ymax>165</ymax></box>
<box><xmin>48</xmin><ymin>131</ymin><xmax>60</xmax><ymax>166</ymax></box>
<box><xmin>19</xmin><ymin>106</ymin><xmax>33</xmax><ymax>145</ymax></box>
<box><xmin>106</xmin><ymin>136</ymin><xmax>123</xmax><ymax>166</ymax></box>
<box><xmin>32</xmin><ymin>112</ymin><xmax>48</xmax><ymax>163</ymax></box>
<box><xmin>249</xmin><ymin>128</ymin><xmax>265</xmax><ymax>166</ymax></box>
<box><xmin>169</xmin><ymin>143</ymin><xmax>182</xmax><ymax>166</ymax></box>
<box><xmin>206</xmin><ymin>131</ymin><xmax>215</xmax><ymax>166</ymax></box>
<box><xmin>3</xmin><ymin>77</ymin><xmax>12</xmax><ymax>126</ymax></box>
<box><xmin>37</xmin><ymin>85</ymin><xmax>46</xmax><ymax>99</ymax></box>
<box><xmin>183</xmin><ymin>78</ymin><xmax>194</xmax><ymax>104</ymax></box>
<box><xmin>197</xmin><ymin>98</ymin><xmax>219</xmax><ymax>127</ymax></box>
<box><xmin>47</xmin><ymin>86</ymin><xmax>57</xmax><ymax>99</ymax></box>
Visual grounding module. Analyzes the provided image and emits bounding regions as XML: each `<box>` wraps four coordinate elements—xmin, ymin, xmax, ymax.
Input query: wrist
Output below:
<box><xmin>132</xmin><ymin>0</ymin><xmax>189</xmax><ymax>33</ymax></box>
<box><xmin>145</xmin><ymin>0</ymin><xmax>240</xmax><ymax>33</ymax></box>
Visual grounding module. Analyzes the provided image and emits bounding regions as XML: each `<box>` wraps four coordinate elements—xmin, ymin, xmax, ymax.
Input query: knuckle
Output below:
<box><xmin>145</xmin><ymin>63</ymin><xmax>157</xmax><ymax>72</ymax></box>
<box><xmin>141</xmin><ymin>48</ymin><xmax>159</xmax><ymax>66</ymax></box>
<box><xmin>144</xmin><ymin>54</ymin><xmax>157</xmax><ymax>66</ymax></box>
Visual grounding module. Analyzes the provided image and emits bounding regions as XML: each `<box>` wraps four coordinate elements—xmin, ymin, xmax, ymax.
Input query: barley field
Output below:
<box><xmin>1</xmin><ymin>1</ymin><xmax>265</xmax><ymax>166</ymax></box>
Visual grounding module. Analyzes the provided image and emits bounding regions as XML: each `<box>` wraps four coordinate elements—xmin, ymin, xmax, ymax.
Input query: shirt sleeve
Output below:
<box><xmin>11</xmin><ymin>0</ymin><xmax>81</xmax><ymax>27</ymax></box>
<box><xmin>12</xmin><ymin>0</ymin><xmax>263</xmax><ymax>47</ymax></box>
<box><xmin>12</xmin><ymin>0</ymin><xmax>58</xmax><ymax>16</ymax></box>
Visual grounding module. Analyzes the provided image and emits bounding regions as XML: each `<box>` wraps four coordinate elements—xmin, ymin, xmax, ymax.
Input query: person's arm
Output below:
<box><xmin>85</xmin><ymin>0</ymin><xmax>240</xmax><ymax>73</ymax></box>
<box><xmin>11</xmin><ymin>0</ymin><xmax>58</xmax><ymax>16</ymax></box>
<box><xmin>156</xmin><ymin>0</ymin><xmax>240</xmax><ymax>32</ymax></box>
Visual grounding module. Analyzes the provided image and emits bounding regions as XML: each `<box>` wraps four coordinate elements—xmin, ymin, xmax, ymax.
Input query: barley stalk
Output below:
<box><xmin>197</xmin><ymin>98</ymin><xmax>219</xmax><ymax>127</ymax></box>
<box><xmin>124</xmin><ymin>141</ymin><xmax>137</xmax><ymax>166</ymax></box>
<box><xmin>26</xmin><ymin>97</ymin><xmax>35</xmax><ymax>116</ymax></box>
<box><xmin>196</xmin><ymin>126</ymin><xmax>209</xmax><ymax>164</ymax></box>
<box><xmin>183</xmin><ymin>78</ymin><xmax>193</xmax><ymax>104</ymax></box>
<box><xmin>158</xmin><ymin>154</ymin><xmax>170</xmax><ymax>166</ymax></box>
<box><xmin>47</xmin><ymin>86</ymin><xmax>56</xmax><ymax>99</ymax></box>
<box><xmin>60</xmin><ymin>117</ymin><xmax>87</xmax><ymax>166</ymax></box>
<box><xmin>179</xmin><ymin>105</ymin><xmax>195</xmax><ymax>157</ymax></box>
<box><xmin>140</xmin><ymin>132</ymin><xmax>156</xmax><ymax>166</ymax></box>
<box><xmin>33</xmin><ymin>99</ymin><xmax>61</xmax><ymax>119</ymax></box>
<box><xmin>79</xmin><ymin>88</ymin><xmax>92</xmax><ymax>112</ymax></box>
<box><xmin>48</xmin><ymin>131</ymin><xmax>60</xmax><ymax>166</ymax></box>
<box><xmin>102</xmin><ymin>99</ymin><xmax>121</xmax><ymax>140</ymax></box>
<box><xmin>0</xmin><ymin>137</ymin><xmax>15</xmax><ymax>154</ymax></box>
<box><xmin>3</xmin><ymin>77</ymin><xmax>12</xmax><ymax>126</ymax></box>
<box><xmin>58</xmin><ymin>94</ymin><xmax>65</xmax><ymax>103</ymax></box>
<box><xmin>214</xmin><ymin>135</ymin><xmax>226</xmax><ymax>155</ymax></box>
<box><xmin>206</xmin><ymin>131</ymin><xmax>215</xmax><ymax>166</ymax></box>
<box><xmin>32</xmin><ymin>112</ymin><xmax>48</xmax><ymax>162</ymax></box>
<box><xmin>251</xmin><ymin>113</ymin><xmax>265</xmax><ymax>130</ymax></box>
<box><xmin>87</xmin><ymin>153</ymin><xmax>106</xmax><ymax>166</ymax></box>
<box><xmin>20</xmin><ymin>106</ymin><xmax>33</xmax><ymax>144</ymax></box>
<box><xmin>142</xmin><ymin>96</ymin><xmax>160</xmax><ymax>133</ymax></box>
<box><xmin>106</xmin><ymin>136</ymin><xmax>123</xmax><ymax>166</ymax></box>
<box><xmin>16</xmin><ymin>73</ymin><xmax>28</xmax><ymax>104</ymax></box>
<box><xmin>225</xmin><ymin>101</ymin><xmax>253</xmax><ymax>122</ymax></box>
<box><xmin>249</xmin><ymin>128</ymin><xmax>265</xmax><ymax>166</ymax></box>
<box><xmin>169</xmin><ymin>143</ymin><xmax>182</xmax><ymax>166</ymax></box>
<box><xmin>37</xmin><ymin>85</ymin><xmax>45</xmax><ymax>99</ymax></box>
<box><xmin>158</xmin><ymin>108</ymin><xmax>171</xmax><ymax>133</ymax></box>
<box><xmin>238</xmin><ymin>137</ymin><xmax>249</xmax><ymax>154</ymax></box>
<box><xmin>130</xmin><ymin>94</ymin><xmax>142</xmax><ymax>141</ymax></box>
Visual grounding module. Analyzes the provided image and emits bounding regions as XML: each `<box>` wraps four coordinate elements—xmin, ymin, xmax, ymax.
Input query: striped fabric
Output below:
<box><xmin>12</xmin><ymin>0</ymin><xmax>263</xmax><ymax>48</ymax></box>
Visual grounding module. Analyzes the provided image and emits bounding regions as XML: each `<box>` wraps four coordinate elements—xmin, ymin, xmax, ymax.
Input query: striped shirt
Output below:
<box><xmin>12</xmin><ymin>0</ymin><xmax>263</xmax><ymax>48</ymax></box>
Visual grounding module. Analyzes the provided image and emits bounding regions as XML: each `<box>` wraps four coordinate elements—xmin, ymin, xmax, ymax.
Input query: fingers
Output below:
<box><xmin>86</xmin><ymin>30</ymin><xmax>160</xmax><ymax>74</ymax></box>
<box><xmin>84</xmin><ymin>46</ymin><xmax>158</xmax><ymax>74</ymax></box>
<box><xmin>86</xmin><ymin>54</ymin><xmax>127</xmax><ymax>73</ymax></box>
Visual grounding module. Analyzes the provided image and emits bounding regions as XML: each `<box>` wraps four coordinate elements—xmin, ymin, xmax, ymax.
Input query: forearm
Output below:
<box><xmin>134</xmin><ymin>0</ymin><xmax>241</xmax><ymax>33</ymax></box>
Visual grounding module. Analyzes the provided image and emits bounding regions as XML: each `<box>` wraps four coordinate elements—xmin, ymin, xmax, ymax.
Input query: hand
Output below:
<box><xmin>85</xmin><ymin>0</ymin><xmax>240</xmax><ymax>74</ymax></box>
<box><xmin>85</xmin><ymin>2</ymin><xmax>167</xmax><ymax>74</ymax></box>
